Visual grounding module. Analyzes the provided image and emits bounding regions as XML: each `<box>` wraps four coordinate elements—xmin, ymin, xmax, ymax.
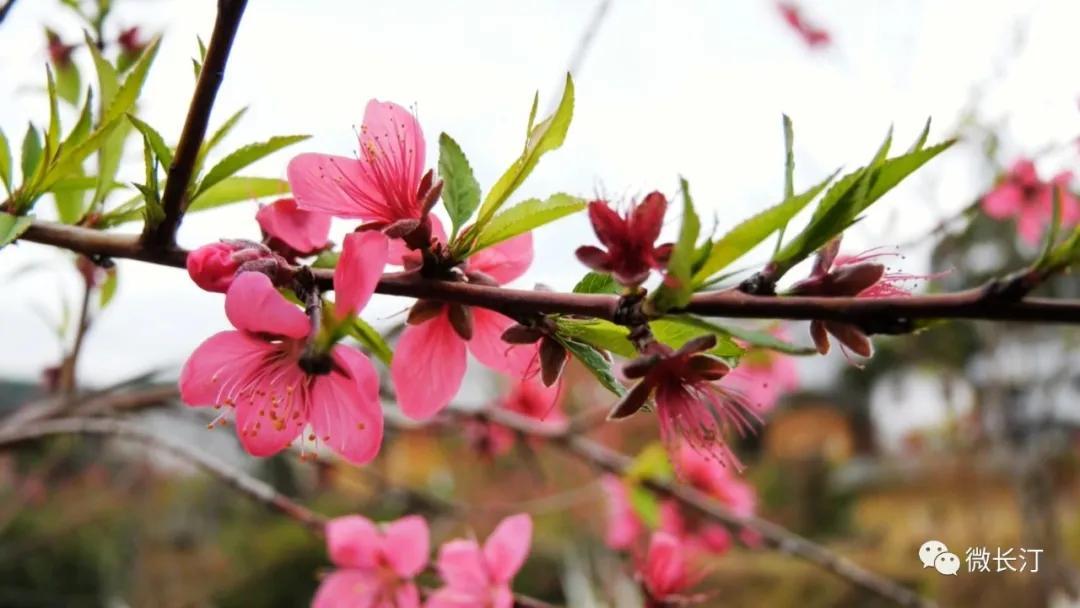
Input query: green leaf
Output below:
<box><xmin>345</xmin><ymin>318</ymin><xmax>393</xmax><ymax>366</ymax></box>
<box><xmin>676</xmin><ymin>316</ymin><xmax>815</xmax><ymax>355</ymax></box>
<box><xmin>555</xmin><ymin>317</ymin><xmax>636</xmax><ymax>358</ymax></box>
<box><xmin>194</xmin><ymin>106</ymin><xmax>248</xmax><ymax>179</ymax></box>
<box><xmin>127</xmin><ymin>114</ymin><xmax>173</xmax><ymax>168</ymax></box>
<box><xmin>627</xmin><ymin>484</ymin><xmax>660</xmax><ymax>528</ymax></box>
<box><xmin>64</xmin><ymin>89</ymin><xmax>95</xmax><ymax>151</ymax></box>
<box><xmin>194</xmin><ymin>135</ymin><xmax>309</xmax><ymax>198</ymax></box>
<box><xmin>44</xmin><ymin>67</ymin><xmax>62</xmax><ymax>161</ymax></box>
<box><xmin>54</xmin><ymin>166</ymin><xmax>86</xmax><ymax>224</ymax></box>
<box><xmin>85</xmin><ymin>32</ymin><xmax>119</xmax><ymax>107</ymax></box>
<box><xmin>1042</xmin><ymin>225</ymin><xmax>1080</xmax><ymax>271</ymax></box>
<box><xmin>693</xmin><ymin>172</ymin><xmax>834</xmax><ymax>283</ymax></box>
<box><xmin>572</xmin><ymin>271</ymin><xmax>619</xmax><ymax>294</ymax></box>
<box><xmin>20</xmin><ymin>124</ymin><xmax>42</xmax><ymax>184</ymax></box>
<box><xmin>438</xmin><ymin>132</ymin><xmax>481</xmax><ymax>238</ymax></box>
<box><xmin>99</xmin><ymin>267</ymin><xmax>118</xmax><ymax>309</ymax></box>
<box><xmin>0</xmin><ymin>213</ymin><xmax>32</xmax><ymax>248</ymax></box>
<box><xmin>626</xmin><ymin>442</ymin><xmax>674</xmax><ymax>481</ymax></box>
<box><xmin>188</xmin><ymin>176</ymin><xmax>291</xmax><ymax>211</ymax></box>
<box><xmin>774</xmin><ymin>113</ymin><xmax>796</xmax><ymax>254</ymax></box>
<box><xmin>470</xmin><ymin>193</ymin><xmax>584</xmax><ymax>253</ymax></box>
<box><xmin>651</xmin><ymin>177</ymin><xmax>700</xmax><ymax>312</ymax></box>
<box><xmin>475</xmin><ymin>73</ymin><xmax>574</xmax><ymax>228</ymax></box>
<box><xmin>55</xmin><ymin>63</ymin><xmax>81</xmax><ymax>106</ymax></box>
<box><xmin>138</xmin><ymin>132</ymin><xmax>163</xmax><ymax>227</ymax></box>
<box><xmin>557</xmin><ymin>337</ymin><xmax>625</xmax><ymax>396</ymax></box>
<box><xmin>649</xmin><ymin>317</ymin><xmax>743</xmax><ymax>362</ymax></box>
<box><xmin>906</xmin><ymin>117</ymin><xmax>932</xmax><ymax>154</ymax></box>
<box><xmin>0</xmin><ymin>127</ymin><xmax>11</xmax><ymax>195</ymax></box>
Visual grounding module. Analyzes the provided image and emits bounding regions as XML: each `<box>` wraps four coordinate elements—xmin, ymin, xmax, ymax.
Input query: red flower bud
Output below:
<box><xmin>576</xmin><ymin>193</ymin><xmax>673</xmax><ymax>287</ymax></box>
<box><xmin>46</xmin><ymin>29</ymin><xmax>75</xmax><ymax>68</ymax></box>
<box><xmin>186</xmin><ymin>240</ymin><xmax>278</xmax><ymax>293</ymax></box>
<box><xmin>117</xmin><ymin>27</ymin><xmax>146</xmax><ymax>55</ymax></box>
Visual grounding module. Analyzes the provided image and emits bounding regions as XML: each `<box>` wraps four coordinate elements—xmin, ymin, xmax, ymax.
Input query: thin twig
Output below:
<box><xmin>0</xmin><ymin>0</ymin><xmax>18</xmax><ymax>28</ymax></box>
<box><xmin>142</xmin><ymin>0</ymin><xmax>249</xmax><ymax>247</ymax></box>
<box><xmin>0</xmin><ymin>417</ymin><xmax>327</xmax><ymax>533</ymax></box>
<box><xmin>58</xmin><ymin>279</ymin><xmax>93</xmax><ymax>394</ymax></box>
<box><xmin>20</xmin><ymin>219</ymin><xmax>1080</xmax><ymax>326</ymax></box>
<box><xmin>446</xmin><ymin>408</ymin><xmax>935</xmax><ymax>608</ymax></box>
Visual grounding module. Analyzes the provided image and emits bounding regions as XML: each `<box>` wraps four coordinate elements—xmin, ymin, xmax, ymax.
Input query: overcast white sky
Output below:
<box><xmin>2</xmin><ymin>0</ymin><xmax>1079</xmax><ymax>402</ymax></box>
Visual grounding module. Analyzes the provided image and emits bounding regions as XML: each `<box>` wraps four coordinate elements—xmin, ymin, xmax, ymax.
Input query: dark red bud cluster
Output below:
<box><xmin>576</xmin><ymin>192</ymin><xmax>673</xmax><ymax>287</ymax></box>
<box><xmin>608</xmin><ymin>334</ymin><xmax>730</xmax><ymax>420</ymax></box>
<box><xmin>501</xmin><ymin>318</ymin><xmax>567</xmax><ymax>386</ymax></box>
<box><xmin>46</xmin><ymin>29</ymin><xmax>75</xmax><ymax>68</ymax></box>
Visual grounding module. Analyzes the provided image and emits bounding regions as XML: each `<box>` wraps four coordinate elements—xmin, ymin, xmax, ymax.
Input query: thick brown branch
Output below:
<box><xmin>142</xmin><ymin>0</ymin><xmax>249</xmax><ymax>247</ymax></box>
<box><xmin>0</xmin><ymin>417</ymin><xmax>327</xmax><ymax>533</ymax></box>
<box><xmin>460</xmin><ymin>408</ymin><xmax>934</xmax><ymax>608</ymax></box>
<box><xmin>21</xmin><ymin>219</ymin><xmax>1080</xmax><ymax>326</ymax></box>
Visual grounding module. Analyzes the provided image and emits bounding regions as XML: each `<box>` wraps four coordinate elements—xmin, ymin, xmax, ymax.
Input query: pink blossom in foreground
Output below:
<box><xmin>609</xmin><ymin>335</ymin><xmax>757</xmax><ymax>471</ymax></box>
<box><xmin>601</xmin><ymin>474</ymin><xmax>644</xmax><ymax>551</ymax></box>
<box><xmin>186</xmin><ymin>239</ymin><xmax>284</xmax><ymax>293</ymax></box>
<box><xmin>575</xmin><ymin>193</ymin><xmax>673</xmax><ymax>287</ymax></box>
<box><xmin>982</xmin><ymin>158</ymin><xmax>1080</xmax><ymax>245</ymax></box>
<box><xmin>777</xmin><ymin>2</ymin><xmax>831</xmax><ymax>49</ymax></box>
<box><xmin>179</xmin><ymin>232</ymin><xmax>388</xmax><ymax>464</ymax></box>
<box><xmin>256</xmin><ymin>197</ymin><xmax>332</xmax><ymax>257</ymax></box>
<box><xmin>725</xmin><ymin>329</ymin><xmax>799</xmax><ymax>413</ymax></box>
<box><xmin>639</xmin><ymin>532</ymin><xmax>699</xmax><ymax>606</ymax></box>
<box><xmin>391</xmin><ymin>233</ymin><xmax>539</xmax><ymax>420</ymax></box>
<box><xmin>288</xmin><ymin>100</ymin><xmax>442</xmax><ymax>251</ymax></box>
<box><xmin>313</xmin><ymin>515</ymin><xmax>430</xmax><ymax>608</ymax></box>
<box><xmin>427</xmin><ymin>514</ymin><xmax>533</xmax><ymax>608</ymax></box>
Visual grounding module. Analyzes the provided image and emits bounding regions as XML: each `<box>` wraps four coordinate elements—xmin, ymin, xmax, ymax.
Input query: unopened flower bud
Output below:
<box><xmin>186</xmin><ymin>240</ymin><xmax>278</xmax><ymax>293</ymax></box>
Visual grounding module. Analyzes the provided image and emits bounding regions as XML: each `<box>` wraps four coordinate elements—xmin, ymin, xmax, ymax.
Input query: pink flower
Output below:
<box><xmin>982</xmin><ymin>158</ymin><xmax>1080</xmax><ymax>244</ymax></box>
<box><xmin>600</xmin><ymin>474</ymin><xmax>644</xmax><ymax>551</ymax></box>
<box><xmin>725</xmin><ymin>329</ymin><xmax>799</xmax><ymax>413</ymax></box>
<box><xmin>256</xmin><ymin>197</ymin><xmax>332</xmax><ymax>257</ymax></box>
<box><xmin>186</xmin><ymin>239</ymin><xmax>284</xmax><ymax>293</ymax></box>
<box><xmin>575</xmin><ymin>193</ymin><xmax>673</xmax><ymax>287</ymax></box>
<box><xmin>609</xmin><ymin>335</ymin><xmax>757</xmax><ymax>471</ymax></box>
<box><xmin>427</xmin><ymin>514</ymin><xmax>532</xmax><ymax>608</ymax></box>
<box><xmin>179</xmin><ymin>232</ymin><xmax>389</xmax><ymax>464</ymax></box>
<box><xmin>391</xmin><ymin>233</ymin><xmax>538</xmax><ymax>420</ymax></box>
<box><xmin>639</xmin><ymin>532</ymin><xmax>697</xmax><ymax>604</ymax></box>
<box><xmin>288</xmin><ymin>100</ymin><xmax>442</xmax><ymax>249</ymax></box>
<box><xmin>312</xmin><ymin>515</ymin><xmax>430</xmax><ymax>608</ymax></box>
<box><xmin>777</xmin><ymin>2</ymin><xmax>831</xmax><ymax>49</ymax></box>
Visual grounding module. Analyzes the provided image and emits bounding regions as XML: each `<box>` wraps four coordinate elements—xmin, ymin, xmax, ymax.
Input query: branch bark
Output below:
<box><xmin>21</xmin><ymin>218</ymin><xmax>1080</xmax><ymax>326</ymax></box>
<box><xmin>142</xmin><ymin>0</ymin><xmax>249</xmax><ymax>248</ymax></box>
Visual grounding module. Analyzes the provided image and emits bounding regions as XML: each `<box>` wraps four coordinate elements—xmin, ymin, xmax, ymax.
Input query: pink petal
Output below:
<box><xmin>255</xmin><ymin>197</ymin><xmax>331</xmax><ymax>253</ymax></box>
<box><xmin>468</xmin><ymin>308</ymin><xmax>538</xmax><ymax>378</ymax></box>
<box><xmin>466</xmin><ymin>232</ymin><xmax>533</xmax><ymax>284</ymax></box>
<box><xmin>325</xmin><ymin>515</ymin><xmax>380</xmax><ymax>569</ymax></box>
<box><xmin>224</xmin><ymin>272</ymin><xmax>309</xmax><ymax>339</ymax></box>
<box><xmin>425</xmin><ymin>586</ymin><xmax>485</xmax><ymax>608</ymax></box>
<box><xmin>311</xmin><ymin>570</ymin><xmax>378</xmax><ymax>608</ymax></box>
<box><xmin>482</xmin><ymin>513</ymin><xmax>532</xmax><ymax>585</ymax></box>
<box><xmin>1016</xmin><ymin>207</ymin><xmax>1046</xmax><ymax>245</ymax></box>
<box><xmin>698</xmin><ymin>523</ymin><xmax>734</xmax><ymax>555</ymax></box>
<box><xmin>643</xmin><ymin>532</ymin><xmax>689</xmax><ymax>598</ymax></box>
<box><xmin>600</xmin><ymin>475</ymin><xmax>642</xmax><ymax>551</ymax></box>
<box><xmin>288</xmin><ymin>153</ymin><xmax>381</xmax><ymax>220</ymax></box>
<box><xmin>981</xmin><ymin>184</ymin><xmax>1022</xmax><ymax>219</ymax></box>
<box><xmin>334</xmin><ymin>231</ymin><xmax>389</xmax><ymax>319</ymax></box>
<box><xmin>388</xmin><ymin>215</ymin><xmax>446</xmax><ymax>266</ymax></box>
<box><xmin>435</xmin><ymin>539</ymin><xmax>490</xmax><ymax>594</ymax></box>
<box><xmin>309</xmin><ymin>346</ymin><xmax>384</xmax><ymax>465</ymax></box>
<box><xmin>178</xmin><ymin>331</ymin><xmax>273</xmax><ymax>407</ymax></box>
<box><xmin>394</xmin><ymin>583</ymin><xmax>421</xmax><ymax>608</ymax></box>
<box><xmin>382</xmin><ymin>515</ymin><xmax>430</xmax><ymax>578</ymax></box>
<box><xmin>490</xmin><ymin>587</ymin><xmax>514</xmax><ymax>608</ymax></box>
<box><xmin>391</xmin><ymin>313</ymin><xmax>467</xmax><ymax>420</ymax></box>
<box><xmin>231</xmin><ymin>360</ymin><xmax>306</xmax><ymax>457</ymax></box>
<box><xmin>361</xmin><ymin>99</ymin><xmax>425</xmax><ymax>196</ymax></box>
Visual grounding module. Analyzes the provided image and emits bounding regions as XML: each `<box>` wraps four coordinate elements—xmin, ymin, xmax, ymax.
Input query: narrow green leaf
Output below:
<box><xmin>693</xmin><ymin>172</ymin><xmax>834</xmax><ymax>283</ymax></box>
<box><xmin>865</xmin><ymin>139</ymin><xmax>954</xmax><ymax>205</ymax></box>
<box><xmin>44</xmin><ymin>67</ymin><xmax>62</xmax><ymax>160</ymax></box>
<box><xmin>55</xmin><ymin>63</ymin><xmax>81</xmax><ymax>106</ymax></box>
<box><xmin>0</xmin><ymin>127</ymin><xmax>11</xmax><ymax>195</ymax></box>
<box><xmin>94</xmin><ymin>194</ymin><xmax>144</xmax><ymax>228</ymax></box>
<box><xmin>627</xmin><ymin>484</ymin><xmax>661</xmax><ymax>527</ymax></box>
<box><xmin>64</xmin><ymin>88</ymin><xmax>95</xmax><ymax>150</ymax></box>
<box><xmin>673</xmin><ymin>316</ymin><xmax>816</xmax><ymax>355</ymax></box>
<box><xmin>195</xmin><ymin>106</ymin><xmax>248</xmax><ymax>179</ymax></box>
<box><xmin>774</xmin><ymin>113</ymin><xmax>796</xmax><ymax>254</ymax></box>
<box><xmin>557</xmin><ymin>337</ymin><xmax>625</xmax><ymax>396</ymax></box>
<box><xmin>625</xmin><ymin>443</ymin><xmax>674</xmax><ymax>481</ymax></box>
<box><xmin>471</xmin><ymin>193</ymin><xmax>585</xmax><ymax>253</ymax></box>
<box><xmin>555</xmin><ymin>317</ymin><xmax>636</xmax><ymax>358</ymax></box>
<box><xmin>85</xmin><ymin>31</ymin><xmax>119</xmax><ymax>108</ymax></box>
<box><xmin>127</xmin><ymin>114</ymin><xmax>172</xmax><ymax>167</ymax></box>
<box><xmin>651</xmin><ymin>177</ymin><xmax>700</xmax><ymax>311</ymax></box>
<box><xmin>99</xmin><ymin>267</ymin><xmax>118</xmax><ymax>308</ymax></box>
<box><xmin>346</xmin><ymin>318</ymin><xmax>394</xmax><ymax>366</ymax></box>
<box><xmin>0</xmin><ymin>213</ymin><xmax>32</xmax><ymax>248</ymax></box>
<box><xmin>907</xmin><ymin>117</ymin><xmax>932</xmax><ymax>154</ymax></box>
<box><xmin>438</xmin><ymin>132</ymin><xmax>481</xmax><ymax>237</ymax></box>
<box><xmin>194</xmin><ymin>135</ymin><xmax>309</xmax><ymax>197</ymax></box>
<box><xmin>475</xmin><ymin>74</ymin><xmax>575</xmax><ymax>228</ymax></box>
<box><xmin>20</xmin><ymin>124</ymin><xmax>42</xmax><ymax>184</ymax></box>
<box><xmin>54</xmin><ymin>166</ymin><xmax>86</xmax><ymax>224</ymax></box>
<box><xmin>138</xmin><ymin>132</ymin><xmax>163</xmax><ymax>227</ymax></box>
<box><xmin>572</xmin><ymin>271</ymin><xmax>619</xmax><ymax>294</ymax></box>
<box><xmin>188</xmin><ymin>176</ymin><xmax>291</xmax><ymax>211</ymax></box>
<box><xmin>649</xmin><ymin>317</ymin><xmax>743</xmax><ymax>362</ymax></box>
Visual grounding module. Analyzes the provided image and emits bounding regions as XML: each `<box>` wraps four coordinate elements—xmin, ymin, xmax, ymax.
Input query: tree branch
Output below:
<box><xmin>443</xmin><ymin>408</ymin><xmax>935</xmax><ymax>608</ymax></box>
<box><xmin>21</xmin><ymin>218</ymin><xmax>1080</xmax><ymax>326</ymax></box>
<box><xmin>142</xmin><ymin>0</ymin><xmax>249</xmax><ymax>248</ymax></box>
<box><xmin>0</xmin><ymin>417</ymin><xmax>327</xmax><ymax>533</ymax></box>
